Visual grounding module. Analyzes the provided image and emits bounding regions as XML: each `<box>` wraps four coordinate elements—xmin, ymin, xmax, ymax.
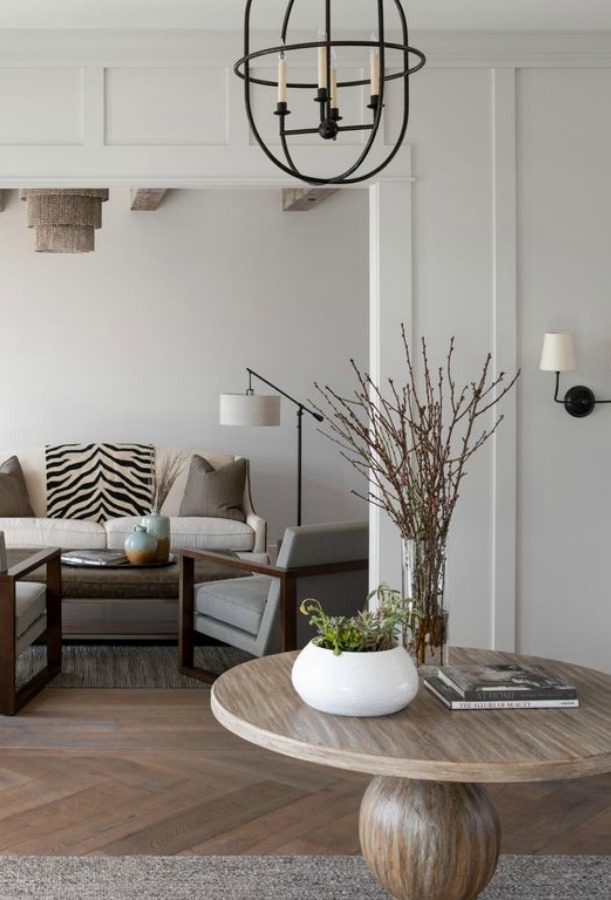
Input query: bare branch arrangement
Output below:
<box><xmin>313</xmin><ymin>327</ymin><xmax>519</xmax><ymax>664</ymax></box>
<box><xmin>314</xmin><ymin>325</ymin><xmax>519</xmax><ymax>543</ymax></box>
<box><xmin>151</xmin><ymin>450</ymin><xmax>189</xmax><ymax>513</ymax></box>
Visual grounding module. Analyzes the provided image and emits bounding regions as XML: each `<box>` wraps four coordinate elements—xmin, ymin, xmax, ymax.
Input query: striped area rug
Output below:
<box><xmin>0</xmin><ymin>855</ymin><xmax>607</xmax><ymax>899</ymax></box>
<box><xmin>17</xmin><ymin>644</ymin><xmax>252</xmax><ymax>689</ymax></box>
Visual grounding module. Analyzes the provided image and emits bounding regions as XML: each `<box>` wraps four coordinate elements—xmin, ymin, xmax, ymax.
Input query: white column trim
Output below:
<box><xmin>490</xmin><ymin>67</ymin><xmax>518</xmax><ymax>651</ymax></box>
<box><xmin>82</xmin><ymin>67</ymin><xmax>104</xmax><ymax>148</ymax></box>
<box><xmin>368</xmin><ymin>169</ymin><xmax>413</xmax><ymax>591</ymax></box>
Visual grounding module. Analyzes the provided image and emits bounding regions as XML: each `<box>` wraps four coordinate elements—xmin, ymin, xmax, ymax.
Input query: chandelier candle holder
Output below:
<box><xmin>20</xmin><ymin>189</ymin><xmax>109</xmax><ymax>253</ymax></box>
<box><xmin>234</xmin><ymin>0</ymin><xmax>426</xmax><ymax>185</ymax></box>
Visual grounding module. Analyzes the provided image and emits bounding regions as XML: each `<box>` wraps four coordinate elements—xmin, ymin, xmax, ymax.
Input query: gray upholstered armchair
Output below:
<box><xmin>178</xmin><ymin>521</ymin><xmax>368</xmax><ymax>682</ymax></box>
<box><xmin>0</xmin><ymin>547</ymin><xmax>62</xmax><ymax>715</ymax></box>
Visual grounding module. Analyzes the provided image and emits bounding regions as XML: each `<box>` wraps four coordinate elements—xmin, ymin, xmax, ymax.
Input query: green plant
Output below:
<box><xmin>300</xmin><ymin>584</ymin><xmax>421</xmax><ymax>655</ymax></box>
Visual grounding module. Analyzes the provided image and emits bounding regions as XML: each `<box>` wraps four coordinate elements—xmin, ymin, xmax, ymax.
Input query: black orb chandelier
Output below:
<box><xmin>234</xmin><ymin>0</ymin><xmax>426</xmax><ymax>185</ymax></box>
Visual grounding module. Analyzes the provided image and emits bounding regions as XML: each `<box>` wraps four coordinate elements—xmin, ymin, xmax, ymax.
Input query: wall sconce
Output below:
<box><xmin>539</xmin><ymin>332</ymin><xmax>611</xmax><ymax>417</ymax></box>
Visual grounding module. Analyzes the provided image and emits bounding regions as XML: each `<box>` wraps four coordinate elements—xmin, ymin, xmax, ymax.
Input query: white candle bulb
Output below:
<box><xmin>370</xmin><ymin>34</ymin><xmax>380</xmax><ymax>96</ymax></box>
<box><xmin>278</xmin><ymin>53</ymin><xmax>287</xmax><ymax>104</ymax></box>
<box><xmin>318</xmin><ymin>29</ymin><xmax>328</xmax><ymax>89</ymax></box>
<box><xmin>331</xmin><ymin>65</ymin><xmax>338</xmax><ymax>108</ymax></box>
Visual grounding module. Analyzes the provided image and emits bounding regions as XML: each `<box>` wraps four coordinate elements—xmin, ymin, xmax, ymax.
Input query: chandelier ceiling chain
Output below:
<box><xmin>234</xmin><ymin>0</ymin><xmax>425</xmax><ymax>185</ymax></box>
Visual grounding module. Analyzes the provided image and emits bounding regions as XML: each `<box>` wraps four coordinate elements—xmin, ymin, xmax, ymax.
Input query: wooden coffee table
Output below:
<box><xmin>211</xmin><ymin>647</ymin><xmax>611</xmax><ymax>900</ymax></box>
<box><xmin>8</xmin><ymin>548</ymin><xmax>244</xmax><ymax>638</ymax></box>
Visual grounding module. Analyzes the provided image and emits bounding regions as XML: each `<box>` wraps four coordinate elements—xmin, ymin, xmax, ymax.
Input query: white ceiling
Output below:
<box><xmin>1</xmin><ymin>1</ymin><xmax>611</xmax><ymax>32</ymax></box>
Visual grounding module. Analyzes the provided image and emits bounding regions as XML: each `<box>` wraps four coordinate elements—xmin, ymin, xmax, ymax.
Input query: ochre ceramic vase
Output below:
<box><xmin>124</xmin><ymin>524</ymin><xmax>157</xmax><ymax>566</ymax></box>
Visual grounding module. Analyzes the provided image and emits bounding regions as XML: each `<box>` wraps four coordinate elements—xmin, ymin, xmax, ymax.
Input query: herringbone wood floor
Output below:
<box><xmin>0</xmin><ymin>688</ymin><xmax>608</xmax><ymax>856</ymax></box>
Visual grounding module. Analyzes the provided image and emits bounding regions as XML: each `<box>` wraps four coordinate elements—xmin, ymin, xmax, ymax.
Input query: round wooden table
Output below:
<box><xmin>211</xmin><ymin>647</ymin><xmax>611</xmax><ymax>900</ymax></box>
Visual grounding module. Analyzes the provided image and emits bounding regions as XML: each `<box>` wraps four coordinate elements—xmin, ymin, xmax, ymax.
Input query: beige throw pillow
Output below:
<box><xmin>179</xmin><ymin>455</ymin><xmax>247</xmax><ymax>522</ymax></box>
<box><xmin>0</xmin><ymin>455</ymin><xmax>35</xmax><ymax>517</ymax></box>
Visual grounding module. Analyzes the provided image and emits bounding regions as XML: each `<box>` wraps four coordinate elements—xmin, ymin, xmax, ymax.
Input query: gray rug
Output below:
<box><xmin>17</xmin><ymin>644</ymin><xmax>252</xmax><ymax>689</ymax></box>
<box><xmin>0</xmin><ymin>855</ymin><xmax>607</xmax><ymax>899</ymax></box>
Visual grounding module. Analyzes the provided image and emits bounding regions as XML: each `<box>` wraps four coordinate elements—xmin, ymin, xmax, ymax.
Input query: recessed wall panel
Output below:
<box><xmin>105</xmin><ymin>67</ymin><xmax>228</xmax><ymax>145</ymax></box>
<box><xmin>0</xmin><ymin>68</ymin><xmax>82</xmax><ymax>145</ymax></box>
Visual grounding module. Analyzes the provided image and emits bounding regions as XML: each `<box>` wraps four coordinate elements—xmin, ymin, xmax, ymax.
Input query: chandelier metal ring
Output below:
<box><xmin>234</xmin><ymin>41</ymin><xmax>426</xmax><ymax>89</ymax></box>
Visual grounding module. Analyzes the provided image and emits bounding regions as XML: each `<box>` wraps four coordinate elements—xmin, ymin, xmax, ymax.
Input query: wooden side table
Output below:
<box><xmin>211</xmin><ymin>647</ymin><xmax>611</xmax><ymax>900</ymax></box>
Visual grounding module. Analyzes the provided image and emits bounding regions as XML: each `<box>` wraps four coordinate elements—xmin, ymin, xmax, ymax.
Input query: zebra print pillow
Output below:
<box><xmin>46</xmin><ymin>443</ymin><xmax>154</xmax><ymax>523</ymax></box>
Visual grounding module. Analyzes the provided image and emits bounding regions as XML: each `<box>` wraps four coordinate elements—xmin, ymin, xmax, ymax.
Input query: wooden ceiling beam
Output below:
<box><xmin>282</xmin><ymin>188</ymin><xmax>339</xmax><ymax>212</ymax></box>
<box><xmin>130</xmin><ymin>189</ymin><xmax>168</xmax><ymax>211</ymax></box>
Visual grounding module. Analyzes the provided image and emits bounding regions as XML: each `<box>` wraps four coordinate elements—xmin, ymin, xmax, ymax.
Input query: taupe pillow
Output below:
<box><xmin>0</xmin><ymin>456</ymin><xmax>35</xmax><ymax>517</ymax></box>
<box><xmin>179</xmin><ymin>455</ymin><xmax>247</xmax><ymax>522</ymax></box>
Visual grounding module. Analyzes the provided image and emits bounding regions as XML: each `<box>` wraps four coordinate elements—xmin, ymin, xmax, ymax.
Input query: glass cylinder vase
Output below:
<box><xmin>401</xmin><ymin>536</ymin><xmax>449</xmax><ymax>667</ymax></box>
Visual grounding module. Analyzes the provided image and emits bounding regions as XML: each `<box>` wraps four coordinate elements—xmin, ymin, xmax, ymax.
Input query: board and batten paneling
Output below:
<box><xmin>104</xmin><ymin>67</ymin><xmax>229</xmax><ymax>146</ymax></box>
<box><xmin>0</xmin><ymin>68</ymin><xmax>83</xmax><ymax>146</ymax></box>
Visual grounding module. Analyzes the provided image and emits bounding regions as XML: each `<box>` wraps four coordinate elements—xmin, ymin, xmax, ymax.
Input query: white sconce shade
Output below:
<box><xmin>539</xmin><ymin>332</ymin><xmax>576</xmax><ymax>372</ymax></box>
<box><xmin>219</xmin><ymin>393</ymin><xmax>281</xmax><ymax>427</ymax></box>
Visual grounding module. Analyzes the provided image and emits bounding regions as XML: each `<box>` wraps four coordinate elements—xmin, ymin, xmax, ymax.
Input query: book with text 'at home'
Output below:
<box><xmin>435</xmin><ymin>663</ymin><xmax>578</xmax><ymax>702</ymax></box>
<box><xmin>423</xmin><ymin>674</ymin><xmax>580</xmax><ymax>710</ymax></box>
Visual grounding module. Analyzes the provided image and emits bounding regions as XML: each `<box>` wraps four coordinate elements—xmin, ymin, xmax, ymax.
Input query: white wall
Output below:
<box><xmin>0</xmin><ymin>30</ymin><xmax>610</xmax><ymax>671</ymax></box>
<box><xmin>517</xmin><ymin>67</ymin><xmax>611</xmax><ymax>671</ymax></box>
<box><xmin>0</xmin><ymin>187</ymin><xmax>369</xmax><ymax>546</ymax></box>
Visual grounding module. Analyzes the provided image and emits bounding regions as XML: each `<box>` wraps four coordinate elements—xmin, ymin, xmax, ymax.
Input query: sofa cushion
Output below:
<box><xmin>179</xmin><ymin>456</ymin><xmax>246</xmax><ymax>522</ymax></box>
<box><xmin>0</xmin><ymin>517</ymin><xmax>107</xmax><ymax>550</ymax></box>
<box><xmin>194</xmin><ymin>575</ymin><xmax>271</xmax><ymax>636</ymax></box>
<box><xmin>0</xmin><ymin>456</ymin><xmax>35</xmax><ymax>517</ymax></box>
<box><xmin>105</xmin><ymin>516</ymin><xmax>255</xmax><ymax>553</ymax></box>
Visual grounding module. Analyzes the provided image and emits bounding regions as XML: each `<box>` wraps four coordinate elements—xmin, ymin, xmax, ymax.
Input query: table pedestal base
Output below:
<box><xmin>359</xmin><ymin>776</ymin><xmax>500</xmax><ymax>900</ymax></box>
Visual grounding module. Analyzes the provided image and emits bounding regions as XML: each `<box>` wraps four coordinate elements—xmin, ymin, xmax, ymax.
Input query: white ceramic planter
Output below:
<box><xmin>291</xmin><ymin>641</ymin><xmax>419</xmax><ymax>717</ymax></box>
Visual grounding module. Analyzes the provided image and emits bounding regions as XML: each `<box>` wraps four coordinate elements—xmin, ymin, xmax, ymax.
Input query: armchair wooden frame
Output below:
<box><xmin>178</xmin><ymin>548</ymin><xmax>368</xmax><ymax>684</ymax></box>
<box><xmin>0</xmin><ymin>547</ymin><xmax>62</xmax><ymax>716</ymax></box>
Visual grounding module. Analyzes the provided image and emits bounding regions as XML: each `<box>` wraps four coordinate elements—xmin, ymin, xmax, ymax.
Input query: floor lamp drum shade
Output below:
<box><xmin>220</xmin><ymin>393</ymin><xmax>281</xmax><ymax>427</ymax></box>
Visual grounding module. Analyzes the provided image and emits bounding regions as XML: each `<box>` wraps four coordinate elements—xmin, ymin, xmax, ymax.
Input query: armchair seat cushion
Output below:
<box><xmin>194</xmin><ymin>575</ymin><xmax>272</xmax><ymax>636</ymax></box>
<box><xmin>15</xmin><ymin>581</ymin><xmax>47</xmax><ymax>638</ymax></box>
<box><xmin>105</xmin><ymin>516</ymin><xmax>255</xmax><ymax>553</ymax></box>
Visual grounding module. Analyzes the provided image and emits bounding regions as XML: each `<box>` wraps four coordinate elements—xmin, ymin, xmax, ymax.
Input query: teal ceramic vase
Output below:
<box><xmin>141</xmin><ymin>510</ymin><xmax>171</xmax><ymax>563</ymax></box>
<box><xmin>124</xmin><ymin>524</ymin><xmax>157</xmax><ymax>566</ymax></box>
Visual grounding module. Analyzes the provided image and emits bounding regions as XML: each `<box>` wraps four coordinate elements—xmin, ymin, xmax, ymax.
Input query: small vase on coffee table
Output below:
<box><xmin>141</xmin><ymin>510</ymin><xmax>171</xmax><ymax>563</ymax></box>
<box><xmin>124</xmin><ymin>525</ymin><xmax>158</xmax><ymax>566</ymax></box>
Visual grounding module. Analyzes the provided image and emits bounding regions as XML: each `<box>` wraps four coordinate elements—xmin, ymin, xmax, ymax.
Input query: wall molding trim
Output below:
<box><xmin>490</xmin><ymin>67</ymin><xmax>518</xmax><ymax>652</ymax></box>
<box><xmin>0</xmin><ymin>29</ymin><xmax>609</xmax><ymax>67</ymax></box>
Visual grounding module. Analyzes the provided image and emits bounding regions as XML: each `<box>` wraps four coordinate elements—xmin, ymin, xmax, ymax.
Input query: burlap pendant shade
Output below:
<box><xmin>20</xmin><ymin>189</ymin><xmax>109</xmax><ymax>253</ymax></box>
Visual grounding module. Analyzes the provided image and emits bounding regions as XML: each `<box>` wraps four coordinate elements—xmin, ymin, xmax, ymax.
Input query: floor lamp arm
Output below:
<box><xmin>246</xmin><ymin>367</ymin><xmax>323</xmax><ymax>423</ymax></box>
<box><xmin>246</xmin><ymin>368</ymin><xmax>322</xmax><ymax>526</ymax></box>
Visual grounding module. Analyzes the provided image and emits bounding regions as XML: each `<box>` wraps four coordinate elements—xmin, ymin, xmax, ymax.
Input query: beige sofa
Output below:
<box><xmin>0</xmin><ymin>446</ymin><xmax>266</xmax><ymax>557</ymax></box>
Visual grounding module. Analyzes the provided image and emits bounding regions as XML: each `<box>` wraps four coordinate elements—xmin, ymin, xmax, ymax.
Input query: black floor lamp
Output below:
<box><xmin>220</xmin><ymin>368</ymin><xmax>323</xmax><ymax>526</ymax></box>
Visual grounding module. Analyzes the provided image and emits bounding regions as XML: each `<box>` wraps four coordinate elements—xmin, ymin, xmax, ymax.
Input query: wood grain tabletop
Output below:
<box><xmin>211</xmin><ymin>647</ymin><xmax>611</xmax><ymax>783</ymax></box>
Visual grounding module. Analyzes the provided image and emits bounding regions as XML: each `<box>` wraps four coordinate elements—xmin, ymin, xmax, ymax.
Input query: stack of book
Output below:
<box><xmin>423</xmin><ymin>663</ymin><xmax>579</xmax><ymax>710</ymax></box>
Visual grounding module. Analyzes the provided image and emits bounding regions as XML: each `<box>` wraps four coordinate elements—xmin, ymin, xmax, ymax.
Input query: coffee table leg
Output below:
<box><xmin>359</xmin><ymin>776</ymin><xmax>500</xmax><ymax>900</ymax></box>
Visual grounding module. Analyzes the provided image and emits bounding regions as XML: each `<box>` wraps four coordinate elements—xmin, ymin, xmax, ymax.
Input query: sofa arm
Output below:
<box><xmin>245</xmin><ymin>512</ymin><xmax>267</xmax><ymax>555</ymax></box>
